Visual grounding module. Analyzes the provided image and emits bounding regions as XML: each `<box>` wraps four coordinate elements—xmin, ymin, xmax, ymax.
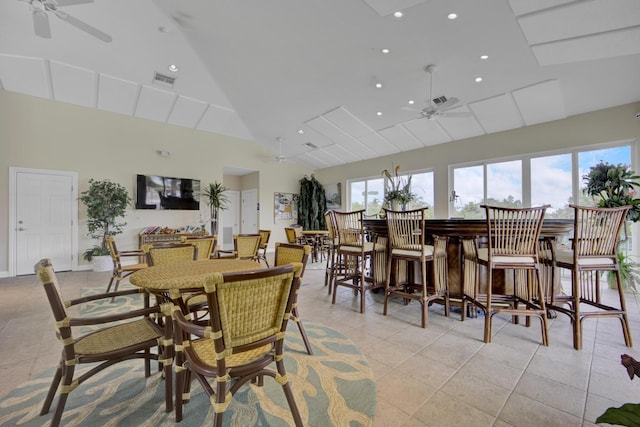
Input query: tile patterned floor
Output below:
<box><xmin>2</xmin><ymin>259</ymin><xmax>639</xmax><ymax>426</ymax></box>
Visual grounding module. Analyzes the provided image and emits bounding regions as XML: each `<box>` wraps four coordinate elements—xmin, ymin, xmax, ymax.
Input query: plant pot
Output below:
<box><xmin>92</xmin><ymin>255</ymin><xmax>113</xmax><ymax>272</ymax></box>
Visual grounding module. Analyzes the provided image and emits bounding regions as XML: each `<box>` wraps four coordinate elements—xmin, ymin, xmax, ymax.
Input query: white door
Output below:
<box><xmin>221</xmin><ymin>191</ymin><xmax>240</xmax><ymax>250</ymax></box>
<box><xmin>242</xmin><ymin>189</ymin><xmax>258</xmax><ymax>234</ymax></box>
<box><xmin>11</xmin><ymin>168</ymin><xmax>77</xmax><ymax>275</ymax></box>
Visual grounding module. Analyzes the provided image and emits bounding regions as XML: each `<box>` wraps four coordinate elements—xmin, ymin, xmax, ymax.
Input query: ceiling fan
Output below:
<box><xmin>403</xmin><ymin>64</ymin><xmax>471</xmax><ymax>120</ymax></box>
<box><xmin>21</xmin><ymin>0</ymin><xmax>112</xmax><ymax>42</ymax></box>
<box><xmin>273</xmin><ymin>137</ymin><xmax>289</xmax><ymax>163</ymax></box>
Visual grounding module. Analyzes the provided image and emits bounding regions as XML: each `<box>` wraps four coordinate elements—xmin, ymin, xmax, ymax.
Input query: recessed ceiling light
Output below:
<box><xmin>381</xmin><ymin>48</ymin><xmax>390</xmax><ymax>54</ymax></box>
<box><xmin>408</xmin><ymin>100</ymin><xmax>415</xmax><ymax>105</ymax></box>
<box><xmin>158</xmin><ymin>26</ymin><xmax>172</xmax><ymax>33</ymax></box>
<box><xmin>376</xmin><ymin>111</ymin><xmax>383</xmax><ymax>116</ymax></box>
<box><xmin>475</xmin><ymin>77</ymin><xmax>483</xmax><ymax>83</ymax></box>
<box><xmin>168</xmin><ymin>64</ymin><xmax>179</xmax><ymax>73</ymax></box>
<box><xmin>447</xmin><ymin>13</ymin><xmax>458</xmax><ymax>20</ymax></box>
<box><xmin>375</xmin><ymin>82</ymin><xmax>383</xmax><ymax>89</ymax></box>
<box><xmin>297</xmin><ymin>129</ymin><xmax>305</xmax><ymax>135</ymax></box>
<box><xmin>393</xmin><ymin>11</ymin><xmax>403</xmax><ymax>18</ymax></box>
<box><xmin>480</xmin><ymin>54</ymin><xmax>489</xmax><ymax>60</ymax></box>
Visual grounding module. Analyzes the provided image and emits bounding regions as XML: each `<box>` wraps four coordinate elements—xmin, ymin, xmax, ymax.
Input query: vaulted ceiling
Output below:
<box><xmin>1</xmin><ymin>0</ymin><xmax>639</xmax><ymax>169</ymax></box>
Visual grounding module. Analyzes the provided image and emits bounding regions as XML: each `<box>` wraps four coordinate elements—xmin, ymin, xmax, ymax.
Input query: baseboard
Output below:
<box><xmin>0</xmin><ymin>271</ymin><xmax>8</xmax><ymax>278</ymax></box>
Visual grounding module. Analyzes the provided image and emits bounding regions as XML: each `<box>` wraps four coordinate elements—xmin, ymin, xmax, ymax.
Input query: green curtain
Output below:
<box><xmin>298</xmin><ymin>175</ymin><xmax>327</xmax><ymax>230</ymax></box>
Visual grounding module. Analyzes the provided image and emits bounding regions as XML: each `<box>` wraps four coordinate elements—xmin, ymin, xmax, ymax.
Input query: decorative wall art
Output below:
<box><xmin>274</xmin><ymin>192</ymin><xmax>299</xmax><ymax>222</ymax></box>
<box><xmin>325</xmin><ymin>183</ymin><xmax>342</xmax><ymax>210</ymax></box>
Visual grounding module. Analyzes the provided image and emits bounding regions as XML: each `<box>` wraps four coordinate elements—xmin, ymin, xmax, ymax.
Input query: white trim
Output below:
<box><xmin>9</xmin><ymin>167</ymin><xmax>79</xmax><ymax>277</ymax></box>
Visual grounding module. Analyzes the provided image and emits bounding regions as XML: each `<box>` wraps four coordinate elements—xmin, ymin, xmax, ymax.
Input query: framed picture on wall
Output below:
<box><xmin>325</xmin><ymin>183</ymin><xmax>341</xmax><ymax>210</ymax></box>
<box><xmin>274</xmin><ymin>192</ymin><xmax>299</xmax><ymax>222</ymax></box>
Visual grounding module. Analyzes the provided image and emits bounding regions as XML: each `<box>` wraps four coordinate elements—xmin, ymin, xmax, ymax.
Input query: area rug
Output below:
<box><xmin>0</xmin><ymin>290</ymin><xmax>376</xmax><ymax>427</ymax></box>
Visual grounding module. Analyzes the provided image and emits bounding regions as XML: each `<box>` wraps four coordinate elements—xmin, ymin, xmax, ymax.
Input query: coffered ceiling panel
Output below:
<box><xmin>512</xmin><ymin>80</ymin><xmax>566</xmax><ymax>126</ymax></box>
<box><xmin>507</xmin><ymin>0</ymin><xmax>576</xmax><ymax>16</ymax></box>
<box><xmin>320</xmin><ymin>144</ymin><xmax>361</xmax><ymax>165</ymax></box>
<box><xmin>167</xmin><ymin>96</ymin><xmax>208</xmax><ymax>129</ymax></box>
<box><xmin>402</xmin><ymin>118</ymin><xmax>452</xmax><ymax>147</ymax></box>
<box><xmin>305</xmin><ymin>115</ymin><xmax>377</xmax><ymax>159</ymax></box>
<box><xmin>378</xmin><ymin>125</ymin><xmax>424</xmax><ymax>151</ymax></box>
<box><xmin>437</xmin><ymin>111</ymin><xmax>485</xmax><ymax>141</ymax></box>
<box><xmin>296</xmin><ymin>151</ymin><xmax>332</xmax><ymax>169</ymax></box>
<box><xmin>49</xmin><ymin>61</ymin><xmax>95</xmax><ymax>108</ymax></box>
<box><xmin>97</xmin><ymin>74</ymin><xmax>139</xmax><ymax>116</ymax></box>
<box><xmin>469</xmin><ymin>94</ymin><xmax>524</xmax><ymax>134</ymax></box>
<box><xmin>0</xmin><ymin>55</ymin><xmax>49</xmax><ymax>99</ymax></box>
<box><xmin>134</xmin><ymin>86</ymin><xmax>175</xmax><ymax>122</ymax></box>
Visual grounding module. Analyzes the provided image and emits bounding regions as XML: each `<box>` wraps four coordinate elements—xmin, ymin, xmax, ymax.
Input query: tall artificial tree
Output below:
<box><xmin>298</xmin><ymin>175</ymin><xmax>327</xmax><ymax>230</ymax></box>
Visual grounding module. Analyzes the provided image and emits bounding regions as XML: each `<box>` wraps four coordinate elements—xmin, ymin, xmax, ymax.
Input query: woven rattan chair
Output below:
<box><xmin>462</xmin><ymin>205</ymin><xmax>550</xmax><ymax>345</ymax></box>
<box><xmin>274</xmin><ymin>242</ymin><xmax>313</xmax><ymax>354</ymax></box>
<box><xmin>284</xmin><ymin>227</ymin><xmax>298</xmax><ymax>244</ymax></box>
<box><xmin>216</xmin><ymin>233</ymin><xmax>262</xmax><ymax>260</ymax></box>
<box><xmin>34</xmin><ymin>258</ymin><xmax>165</xmax><ymax>427</ymax></box>
<box><xmin>323</xmin><ymin>211</ymin><xmax>340</xmax><ymax>294</ymax></box>
<box><xmin>105</xmin><ymin>236</ymin><xmax>147</xmax><ymax>293</ymax></box>
<box><xmin>540</xmin><ymin>204</ymin><xmax>633</xmax><ymax>350</ymax></box>
<box><xmin>332</xmin><ymin>209</ymin><xmax>385</xmax><ymax>313</ymax></box>
<box><xmin>383</xmin><ymin>208</ymin><xmax>450</xmax><ymax>328</ymax></box>
<box><xmin>180</xmin><ymin>234</ymin><xmax>217</xmax><ymax>260</ymax></box>
<box><xmin>173</xmin><ymin>264</ymin><xmax>304</xmax><ymax>426</ymax></box>
<box><xmin>257</xmin><ymin>229</ymin><xmax>272</xmax><ymax>267</ymax></box>
<box><xmin>146</xmin><ymin>243</ymin><xmax>198</xmax><ymax>266</ymax></box>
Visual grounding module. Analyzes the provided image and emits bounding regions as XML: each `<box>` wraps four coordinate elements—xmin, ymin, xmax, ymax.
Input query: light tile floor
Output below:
<box><xmin>1</xmin><ymin>259</ymin><xmax>639</xmax><ymax>426</ymax></box>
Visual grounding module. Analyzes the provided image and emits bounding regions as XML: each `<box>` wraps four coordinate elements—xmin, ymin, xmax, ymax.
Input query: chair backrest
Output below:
<box><xmin>274</xmin><ymin>242</ymin><xmax>311</xmax><ymax>278</ymax></box>
<box><xmin>181</xmin><ymin>235</ymin><xmax>217</xmax><ymax>260</ymax></box>
<box><xmin>106</xmin><ymin>235</ymin><xmax>121</xmax><ymax>268</ymax></box>
<box><xmin>234</xmin><ymin>234</ymin><xmax>262</xmax><ymax>259</ymax></box>
<box><xmin>284</xmin><ymin>227</ymin><xmax>298</xmax><ymax>244</ymax></box>
<box><xmin>482</xmin><ymin>205</ymin><xmax>548</xmax><ymax>259</ymax></box>
<box><xmin>332</xmin><ymin>209</ymin><xmax>366</xmax><ymax>246</ymax></box>
<box><xmin>385</xmin><ymin>207</ymin><xmax>428</xmax><ymax>250</ymax></box>
<box><xmin>34</xmin><ymin>259</ymin><xmax>76</xmax><ymax>360</ymax></box>
<box><xmin>173</xmin><ymin>263</ymin><xmax>302</xmax><ymax>369</ymax></box>
<box><xmin>258</xmin><ymin>229</ymin><xmax>272</xmax><ymax>248</ymax></box>
<box><xmin>147</xmin><ymin>243</ymin><xmax>198</xmax><ymax>266</ymax></box>
<box><xmin>324</xmin><ymin>211</ymin><xmax>336</xmax><ymax>240</ymax></box>
<box><xmin>571</xmin><ymin>204</ymin><xmax>630</xmax><ymax>258</ymax></box>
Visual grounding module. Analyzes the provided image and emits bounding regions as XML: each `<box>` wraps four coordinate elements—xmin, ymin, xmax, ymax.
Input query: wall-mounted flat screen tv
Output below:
<box><xmin>135</xmin><ymin>174</ymin><xmax>200</xmax><ymax>210</ymax></box>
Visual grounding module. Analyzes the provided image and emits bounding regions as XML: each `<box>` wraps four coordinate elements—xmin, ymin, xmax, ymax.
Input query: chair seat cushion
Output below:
<box><xmin>339</xmin><ymin>242</ymin><xmax>384</xmax><ymax>254</ymax></box>
<box><xmin>192</xmin><ymin>339</ymin><xmax>273</xmax><ymax>367</ymax></box>
<box><xmin>391</xmin><ymin>245</ymin><xmax>434</xmax><ymax>257</ymax></box>
<box><xmin>548</xmin><ymin>249</ymin><xmax>615</xmax><ymax>266</ymax></box>
<box><xmin>477</xmin><ymin>248</ymin><xmax>536</xmax><ymax>265</ymax></box>
<box><xmin>75</xmin><ymin>318</ymin><xmax>160</xmax><ymax>355</ymax></box>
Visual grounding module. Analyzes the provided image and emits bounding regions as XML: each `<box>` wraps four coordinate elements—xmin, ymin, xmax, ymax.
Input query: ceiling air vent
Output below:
<box><xmin>304</xmin><ymin>142</ymin><xmax>318</xmax><ymax>149</ymax></box>
<box><xmin>432</xmin><ymin>95</ymin><xmax>447</xmax><ymax>105</ymax></box>
<box><xmin>152</xmin><ymin>71</ymin><xmax>176</xmax><ymax>88</ymax></box>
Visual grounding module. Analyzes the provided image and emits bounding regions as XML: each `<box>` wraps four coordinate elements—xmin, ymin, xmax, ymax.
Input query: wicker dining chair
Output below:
<box><xmin>146</xmin><ymin>243</ymin><xmax>198</xmax><ymax>266</ymax></box>
<box><xmin>173</xmin><ymin>264</ymin><xmax>304</xmax><ymax>426</ymax></box>
<box><xmin>462</xmin><ymin>205</ymin><xmax>550</xmax><ymax>345</ymax></box>
<box><xmin>383</xmin><ymin>208</ymin><xmax>450</xmax><ymax>328</ymax></box>
<box><xmin>257</xmin><ymin>229</ymin><xmax>272</xmax><ymax>267</ymax></box>
<box><xmin>105</xmin><ymin>236</ymin><xmax>147</xmax><ymax>294</ymax></box>
<box><xmin>216</xmin><ymin>234</ymin><xmax>262</xmax><ymax>261</ymax></box>
<box><xmin>540</xmin><ymin>204</ymin><xmax>633</xmax><ymax>350</ymax></box>
<box><xmin>180</xmin><ymin>234</ymin><xmax>217</xmax><ymax>260</ymax></box>
<box><xmin>34</xmin><ymin>258</ymin><xmax>166</xmax><ymax>427</ymax></box>
<box><xmin>331</xmin><ymin>209</ymin><xmax>386</xmax><ymax>313</ymax></box>
<box><xmin>323</xmin><ymin>211</ymin><xmax>340</xmax><ymax>294</ymax></box>
<box><xmin>274</xmin><ymin>242</ymin><xmax>313</xmax><ymax>354</ymax></box>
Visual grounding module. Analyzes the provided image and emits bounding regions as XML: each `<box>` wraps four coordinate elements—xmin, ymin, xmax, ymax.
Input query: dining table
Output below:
<box><xmin>300</xmin><ymin>230</ymin><xmax>329</xmax><ymax>263</ymax></box>
<box><xmin>129</xmin><ymin>258</ymin><xmax>263</xmax><ymax>412</ymax></box>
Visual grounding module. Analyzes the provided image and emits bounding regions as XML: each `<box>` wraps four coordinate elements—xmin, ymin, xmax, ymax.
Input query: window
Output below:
<box><xmin>450</xmin><ymin>142</ymin><xmax>633</xmax><ymax>219</ymax></box>
<box><xmin>348</xmin><ymin>170</ymin><xmax>434</xmax><ymax>217</ymax></box>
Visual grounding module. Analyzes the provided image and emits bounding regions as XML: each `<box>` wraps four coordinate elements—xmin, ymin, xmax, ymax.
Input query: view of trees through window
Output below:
<box><xmin>451</xmin><ymin>144</ymin><xmax>632</xmax><ymax>219</ymax></box>
<box><xmin>349</xmin><ymin>171</ymin><xmax>434</xmax><ymax>217</ymax></box>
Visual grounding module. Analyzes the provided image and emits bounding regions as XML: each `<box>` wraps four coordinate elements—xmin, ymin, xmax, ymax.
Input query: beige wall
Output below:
<box><xmin>314</xmin><ymin>102</ymin><xmax>640</xmax><ymax>218</ymax></box>
<box><xmin>0</xmin><ymin>90</ymin><xmax>312</xmax><ymax>275</ymax></box>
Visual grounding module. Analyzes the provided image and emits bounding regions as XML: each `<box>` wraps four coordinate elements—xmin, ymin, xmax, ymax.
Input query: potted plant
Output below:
<box><xmin>203</xmin><ymin>181</ymin><xmax>229</xmax><ymax>235</ymax></box>
<box><xmin>584</xmin><ymin>161</ymin><xmax>640</xmax><ymax>291</ymax></box>
<box><xmin>79</xmin><ymin>179</ymin><xmax>131</xmax><ymax>271</ymax></box>
<box><xmin>382</xmin><ymin>165</ymin><xmax>415</xmax><ymax>210</ymax></box>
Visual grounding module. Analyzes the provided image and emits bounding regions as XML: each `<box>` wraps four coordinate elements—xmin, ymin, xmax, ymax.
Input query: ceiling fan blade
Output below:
<box><xmin>54</xmin><ymin>10</ymin><xmax>112</xmax><ymax>42</ymax></box>
<box><xmin>55</xmin><ymin>0</ymin><xmax>94</xmax><ymax>6</ymax></box>
<box><xmin>33</xmin><ymin>9</ymin><xmax>52</xmax><ymax>38</ymax></box>
<box><xmin>440</xmin><ymin>111</ymin><xmax>473</xmax><ymax>118</ymax></box>
<box><xmin>436</xmin><ymin>96</ymin><xmax>460</xmax><ymax>111</ymax></box>
<box><xmin>401</xmin><ymin>106</ymin><xmax>423</xmax><ymax>113</ymax></box>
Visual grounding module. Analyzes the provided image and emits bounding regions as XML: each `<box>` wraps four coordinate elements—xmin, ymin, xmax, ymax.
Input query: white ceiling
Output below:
<box><xmin>1</xmin><ymin>0</ymin><xmax>639</xmax><ymax>169</ymax></box>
